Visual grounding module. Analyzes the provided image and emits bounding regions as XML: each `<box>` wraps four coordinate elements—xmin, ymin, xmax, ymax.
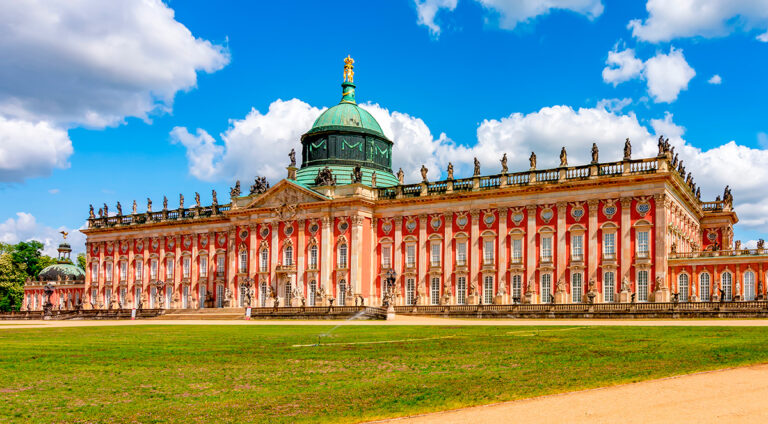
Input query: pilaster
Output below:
<box><xmin>556</xmin><ymin>202</ymin><xmax>567</xmax><ymax>293</ymax></box>
<box><xmin>497</xmin><ymin>208</ymin><xmax>508</xmax><ymax>303</ymax></box>
<box><xmin>525</xmin><ymin>205</ymin><xmax>537</xmax><ymax>302</ymax></box>
<box><xmin>443</xmin><ymin>212</ymin><xmax>453</xmax><ymax>301</ymax></box>
<box><xmin>351</xmin><ymin>215</ymin><xmax>364</xmax><ymax>295</ymax></box>
<box><xmin>620</xmin><ymin>197</ymin><xmax>632</xmax><ymax>285</ymax></box>
<box><xmin>587</xmin><ymin>200</ymin><xmax>599</xmax><ymax>285</ymax></box>
<box><xmin>470</xmin><ymin>210</ymin><xmax>480</xmax><ymax>299</ymax></box>
<box><xmin>321</xmin><ymin>216</ymin><xmax>332</xmax><ymax>297</ymax></box>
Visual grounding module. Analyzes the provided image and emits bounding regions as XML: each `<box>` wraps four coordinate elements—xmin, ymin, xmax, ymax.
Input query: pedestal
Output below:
<box><xmin>386</xmin><ymin>305</ymin><xmax>396</xmax><ymax>320</ymax></box>
<box><xmin>524</xmin><ymin>291</ymin><xmax>534</xmax><ymax>304</ymax></box>
<box><xmin>619</xmin><ymin>291</ymin><xmax>631</xmax><ymax>303</ymax></box>
<box><xmin>467</xmin><ymin>295</ymin><xmax>479</xmax><ymax>305</ymax></box>
<box><xmin>554</xmin><ymin>291</ymin><xmax>567</xmax><ymax>304</ymax></box>
<box><xmin>712</xmin><ymin>294</ymin><xmax>720</xmax><ymax>302</ymax></box>
<box><xmin>493</xmin><ymin>295</ymin><xmax>503</xmax><ymax>305</ymax></box>
<box><xmin>654</xmin><ymin>288</ymin><xmax>670</xmax><ymax>303</ymax></box>
<box><xmin>290</xmin><ymin>297</ymin><xmax>302</xmax><ymax>307</ymax></box>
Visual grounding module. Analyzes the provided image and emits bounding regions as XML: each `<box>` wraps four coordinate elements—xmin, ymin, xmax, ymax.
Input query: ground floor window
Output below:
<box><xmin>603</xmin><ymin>271</ymin><xmax>615</xmax><ymax>302</ymax></box>
<box><xmin>405</xmin><ymin>278</ymin><xmax>415</xmax><ymax>305</ymax></box>
<box><xmin>309</xmin><ymin>280</ymin><xmax>317</xmax><ymax>306</ymax></box>
<box><xmin>431</xmin><ymin>277</ymin><xmax>440</xmax><ymax>305</ymax></box>
<box><xmin>637</xmin><ymin>271</ymin><xmax>649</xmax><ymax>302</ymax></box>
<box><xmin>699</xmin><ymin>273</ymin><xmax>710</xmax><ymax>302</ymax></box>
<box><xmin>678</xmin><ymin>274</ymin><xmax>689</xmax><ymax>302</ymax></box>
<box><xmin>541</xmin><ymin>273</ymin><xmax>552</xmax><ymax>303</ymax></box>
<box><xmin>286</xmin><ymin>281</ymin><xmax>293</xmax><ymax>306</ymax></box>
<box><xmin>240</xmin><ymin>284</ymin><xmax>248</xmax><ymax>307</ymax></box>
<box><xmin>456</xmin><ymin>276</ymin><xmax>466</xmax><ymax>305</ymax></box>
<box><xmin>216</xmin><ymin>284</ymin><xmax>224</xmax><ymax>308</ymax></box>
<box><xmin>150</xmin><ymin>287</ymin><xmax>157</xmax><ymax>308</ymax></box>
<box><xmin>744</xmin><ymin>271</ymin><xmax>755</xmax><ymax>301</ymax></box>
<box><xmin>119</xmin><ymin>288</ymin><xmax>126</xmax><ymax>307</ymax></box>
<box><xmin>512</xmin><ymin>274</ymin><xmax>522</xmax><ymax>302</ymax></box>
<box><xmin>105</xmin><ymin>288</ymin><xmax>112</xmax><ymax>308</ymax></box>
<box><xmin>199</xmin><ymin>284</ymin><xmax>206</xmax><ymax>309</ymax></box>
<box><xmin>722</xmin><ymin>272</ymin><xmax>733</xmax><ymax>301</ymax></box>
<box><xmin>337</xmin><ymin>280</ymin><xmax>345</xmax><ymax>306</ymax></box>
<box><xmin>483</xmin><ymin>275</ymin><xmax>494</xmax><ymax>305</ymax></box>
<box><xmin>260</xmin><ymin>282</ymin><xmax>267</xmax><ymax>307</ymax></box>
<box><xmin>135</xmin><ymin>287</ymin><xmax>142</xmax><ymax>308</ymax></box>
<box><xmin>165</xmin><ymin>287</ymin><xmax>173</xmax><ymax>309</ymax></box>
<box><xmin>572</xmin><ymin>272</ymin><xmax>583</xmax><ymax>303</ymax></box>
<box><xmin>182</xmin><ymin>285</ymin><xmax>189</xmax><ymax>309</ymax></box>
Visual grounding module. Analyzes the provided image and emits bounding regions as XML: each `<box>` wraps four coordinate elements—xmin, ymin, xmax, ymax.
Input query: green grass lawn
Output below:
<box><xmin>2</xmin><ymin>325</ymin><xmax>768</xmax><ymax>423</ymax></box>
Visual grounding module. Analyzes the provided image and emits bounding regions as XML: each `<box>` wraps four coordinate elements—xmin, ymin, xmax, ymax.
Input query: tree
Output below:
<box><xmin>11</xmin><ymin>241</ymin><xmax>46</xmax><ymax>279</ymax></box>
<box><xmin>0</xmin><ymin>253</ymin><xmax>26</xmax><ymax>311</ymax></box>
<box><xmin>77</xmin><ymin>253</ymin><xmax>87</xmax><ymax>271</ymax></box>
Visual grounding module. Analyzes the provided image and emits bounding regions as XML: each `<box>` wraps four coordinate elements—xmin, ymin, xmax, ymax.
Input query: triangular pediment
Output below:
<box><xmin>240</xmin><ymin>180</ymin><xmax>329</xmax><ymax>211</ymax></box>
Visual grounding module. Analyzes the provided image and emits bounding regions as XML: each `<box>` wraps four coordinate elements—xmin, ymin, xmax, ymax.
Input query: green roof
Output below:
<box><xmin>39</xmin><ymin>263</ymin><xmax>85</xmax><ymax>281</ymax></box>
<box><xmin>306</xmin><ymin>82</ymin><xmax>386</xmax><ymax>138</ymax></box>
<box><xmin>295</xmin><ymin>164</ymin><xmax>398</xmax><ymax>187</ymax></box>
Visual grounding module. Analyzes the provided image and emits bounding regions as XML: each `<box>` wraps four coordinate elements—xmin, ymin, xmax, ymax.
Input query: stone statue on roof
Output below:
<box><xmin>501</xmin><ymin>153</ymin><xmax>508</xmax><ymax>173</ymax></box>
<box><xmin>559</xmin><ymin>147</ymin><xmax>568</xmax><ymax>167</ymax></box>
<box><xmin>371</xmin><ymin>171</ymin><xmax>377</xmax><ymax>188</ymax></box>
<box><xmin>250</xmin><ymin>176</ymin><xmax>270</xmax><ymax>195</ymax></box>
<box><xmin>132</xmin><ymin>200</ymin><xmax>137</xmax><ymax>214</ymax></box>
<box><xmin>352</xmin><ymin>165</ymin><xmax>363</xmax><ymax>183</ymax></box>
<box><xmin>447</xmin><ymin>162</ymin><xmax>454</xmax><ymax>180</ymax></box>
<box><xmin>624</xmin><ymin>138</ymin><xmax>632</xmax><ymax>160</ymax></box>
<box><xmin>529</xmin><ymin>152</ymin><xmax>537</xmax><ymax>170</ymax></box>
<box><xmin>179</xmin><ymin>194</ymin><xmax>184</xmax><ymax>209</ymax></box>
<box><xmin>343</xmin><ymin>55</ymin><xmax>354</xmax><ymax>83</ymax></box>
<box><xmin>591</xmin><ymin>143</ymin><xmax>599</xmax><ymax>164</ymax></box>
<box><xmin>163</xmin><ymin>196</ymin><xmax>168</xmax><ymax>210</ymax></box>
<box><xmin>473</xmin><ymin>157</ymin><xmax>480</xmax><ymax>176</ymax></box>
<box><xmin>315</xmin><ymin>167</ymin><xmax>336</xmax><ymax>186</ymax></box>
<box><xmin>195</xmin><ymin>192</ymin><xmax>200</xmax><ymax>208</ymax></box>
<box><xmin>397</xmin><ymin>168</ymin><xmax>404</xmax><ymax>184</ymax></box>
<box><xmin>147</xmin><ymin>198</ymin><xmax>152</xmax><ymax>213</ymax></box>
<box><xmin>230</xmin><ymin>181</ymin><xmax>241</xmax><ymax>198</ymax></box>
<box><xmin>420</xmin><ymin>165</ymin><xmax>428</xmax><ymax>182</ymax></box>
<box><xmin>289</xmin><ymin>148</ymin><xmax>296</xmax><ymax>167</ymax></box>
<box><xmin>211</xmin><ymin>190</ymin><xmax>218</xmax><ymax>205</ymax></box>
<box><xmin>103</xmin><ymin>203</ymin><xmax>108</xmax><ymax>217</ymax></box>
<box><xmin>89</xmin><ymin>204</ymin><xmax>95</xmax><ymax>219</ymax></box>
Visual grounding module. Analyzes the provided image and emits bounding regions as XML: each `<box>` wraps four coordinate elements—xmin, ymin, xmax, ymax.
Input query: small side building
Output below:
<box><xmin>22</xmin><ymin>241</ymin><xmax>85</xmax><ymax>311</ymax></box>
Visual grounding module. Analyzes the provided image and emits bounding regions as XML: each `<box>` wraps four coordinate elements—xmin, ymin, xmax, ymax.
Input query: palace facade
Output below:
<box><xmin>24</xmin><ymin>58</ymin><xmax>768</xmax><ymax>311</ymax></box>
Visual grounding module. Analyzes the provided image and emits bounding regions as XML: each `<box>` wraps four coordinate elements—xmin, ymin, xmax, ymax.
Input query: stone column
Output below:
<box><xmin>470</xmin><ymin>210</ymin><xmax>481</xmax><ymax>301</ymax></box>
<box><xmin>525</xmin><ymin>205</ymin><xmax>537</xmax><ymax>303</ymax></box>
<box><xmin>369</xmin><ymin>217</ymin><xmax>377</xmax><ymax>304</ymax></box>
<box><xmin>321</xmin><ymin>216</ymin><xmax>332</xmax><ymax>305</ymax></box>
<box><xmin>207</xmin><ymin>233</ymin><xmax>215</xmax><ymax>304</ymax></box>
<box><xmin>191</xmin><ymin>235</ymin><xmax>199</xmax><ymax>308</ymax></box>
<box><xmin>297</xmin><ymin>220</ymin><xmax>306</xmax><ymax>297</ymax></box>
<box><xmin>418</xmin><ymin>214</ymin><xmax>428</xmax><ymax>305</ymax></box>
<box><xmin>498</xmin><ymin>208</ymin><xmax>508</xmax><ymax>303</ymax></box>
<box><xmin>587</xmin><ymin>200</ymin><xmax>599</xmax><ymax>286</ymax></box>
<box><xmin>270</xmin><ymin>222</ymin><xmax>279</xmax><ymax>305</ymax></box>
<box><xmin>620</xmin><ymin>197</ymin><xmax>632</xmax><ymax>285</ymax></box>
<box><xmin>653</xmin><ymin>193</ymin><xmax>670</xmax><ymax>302</ymax></box>
<box><xmin>351</xmin><ymin>215</ymin><xmax>364</xmax><ymax>296</ymax></box>
<box><xmin>142</xmin><ymin>238</ymin><xmax>149</xmax><ymax>306</ymax></box>
<box><xmin>393</xmin><ymin>217</ymin><xmax>403</xmax><ymax>304</ymax></box>
<box><xmin>443</xmin><ymin>212</ymin><xmax>453</xmax><ymax>303</ymax></box>
<box><xmin>174</xmin><ymin>235</ymin><xmax>181</xmax><ymax>308</ymax></box>
<box><xmin>556</xmin><ymin>202</ymin><xmax>567</xmax><ymax>298</ymax></box>
<box><xmin>98</xmin><ymin>242</ymin><xmax>105</xmax><ymax>309</ymax></box>
<box><xmin>127</xmin><ymin>240</ymin><xmax>135</xmax><ymax>307</ymax></box>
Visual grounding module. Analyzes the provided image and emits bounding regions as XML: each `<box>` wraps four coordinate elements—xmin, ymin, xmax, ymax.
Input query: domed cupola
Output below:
<box><xmin>38</xmin><ymin>234</ymin><xmax>85</xmax><ymax>282</ymax></box>
<box><xmin>295</xmin><ymin>56</ymin><xmax>399</xmax><ymax>187</ymax></box>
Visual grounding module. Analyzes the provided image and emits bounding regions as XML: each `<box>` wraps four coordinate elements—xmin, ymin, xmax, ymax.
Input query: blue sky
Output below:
<box><xmin>1</xmin><ymin>0</ymin><xmax>767</xmax><ymax>253</ymax></box>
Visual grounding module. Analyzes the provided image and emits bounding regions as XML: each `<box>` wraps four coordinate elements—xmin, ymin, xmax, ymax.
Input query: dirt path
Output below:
<box><xmin>370</xmin><ymin>364</ymin><xmax>768</xmax><ymax>424</ymax></box>
<box><xmin>3</xmin><ymin>316</ymin><xmax>768</xmax><ymax>329</ymax></box>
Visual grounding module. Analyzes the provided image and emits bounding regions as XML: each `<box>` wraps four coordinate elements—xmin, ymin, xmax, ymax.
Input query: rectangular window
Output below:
<box><xmin>150</xmin><ymin>259</ymin><xmax>158</xmax><ymax>280</ymax></box>
<box><xmin>239</xmin><ymin>250</ymin><xmax>248</xmax><ymax>273</ymax></box>
<box><xmin>637</xmin><ymin>231</ymin><xmax>649</xmax><ymax>258</ymax></box>
<box><xmin>431</xmin><ymin>277</ymin><xmax>440</xmax><ymax>305</ymax></box>
<box><xmin>511</xmin><ymin>239</ymin><xmax>523</xmax><ymax>264</ymax></box>
<box><xmin>260</xmin><ymin>250</ymin><xmax>268</xmax><ymax>272</ymax></box>
<box><xmin>699</xmin><ymin>273</ymin><xmax>710</xmax><ymax>302</ymax></box>
<box><xmin>603</xmin><ymin>233</ymin><xmax>616</xmax><ymax>259</ymax></box>
<box><xmin>217</xmin><ymin>255</ymin><xmax>225</xmax><ymax>275</ymax></box>
<box><xmin>541</xmin><ymin>273</ymin><xmax>552</xmax><ymax>303</ymax></box>
<box><xmin>135</xmin><ymin>260</ymin><xmax>143</xmax><ymax>281</ymax></box>
<box><xmin>405</xmin><ymin>244</ymin><xmax>416</xmax><ymax>268</ymax></box>
<box><xmin>406</xmin><ymin>278</ymin><xmax>415</xmax><ymax>305</ymax></box>
<box><xmin>90</xmin><ymin>288</ymin><xmax>97</xmax><ymax>307</ymax></box>
<box><xmin>456</xmin><ymin>242</ymin><xmax>467</xmax><ymax>266</ymax></box>
<box><xmin>431</xmin><ymin>243</ymin><xmax>440</xmax><ymax>267</ymax></box>
<box><xmin>338</xmin><ymin>244</ymin><xmax>348</xmax><ymax>268</ymax></box>
<box><xmin>200</xmin><ymin>257</ymin><xmax>208</xmax><ymax>278</ymax></box>
<box><xmin>512</xmin><ymin>274</ymin><xmax>522</xmax><ymax>302</ymax></box>
<box><xmin>183</xmin><ymin>257</ymin><xmax>190</xmax><ymax>278</ymax></box>
<box><xmin>638</xmin><ymin>270</ymin><xmax>649</xmax><ymax>302</ymax></box>
<box><xmin>91</xmin><ymin>263</ymin><xmax>99</xmax><ymax>281</ymax></box>
<box><xmin>381</xmin><ymin>246</ymin><xmax>391</xmax><ymax>269</ymax></box>
<box><xmin>457</xmin><ymin>276</ymin><xmax>466</xmax><ymax>305</ymax></box>
<box><xmin>571</xmin><ymin>234</ymin><xmax>583</xmax><ymax>261</ymax></box>
<box><xmin>572</xmin><ymin>272</ymin><xmax>583</xmax><ymax>303</ymax></box>
<box><xmin>483</xmin><ymin>240</ymin><xmax>494</xmax><ymax>266</ymax></box>
<box><xmin>483</xmin><ymin>275</ymin><xmax>494</xmax><ymax>304</ymax></box>
<box><xmin>119</xmin><ymin>262</ymin><xmax>127</xmax><ymax>281</ymax></box>
<box><xmin>541</xmin><ymin>236</ymin><xmax>553</xmax><ymax>262</ymax></box>
<box><xmin>166</xmin><ymin>259</ymin><xmax>174</xmax><ymax>279</ymax></box>
<box><xmin>283</xmin><ymin>246</ymin><xmax>293</xmax><ymax>266</ymax></box>
<box><xmin>603</xmin><ymin>271</ymin><xmax>615</xmax><ymax>302</ymax></box>
<box><xmin>135</xmin><ymin>287</ymin><xmax>141</xmax><ymax>308</ymax></box>
<box><xmin>310</xmin><ymin>245</ymin><xmax>318</xmax><ymax>269</ymax></box>
<box><xmin>105</xmin><ymin>262</ymin><xmax>113</xmax><ymax>282</ymax></box>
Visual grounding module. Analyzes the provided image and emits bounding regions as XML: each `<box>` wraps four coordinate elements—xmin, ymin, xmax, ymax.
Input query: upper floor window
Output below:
<box><xmin>150</xmin><ymin>259</ymin><xmax>158</xmax><ymax>280</ymax></box>
<box><xmin>119</xmin><ymin>261</ymin><xmax>127</xmax><ymax>281</ymax></box>
<box><xmin>166</xmin><ymin>258</ymin><xmax>174</xmax><ymax>279</ymax></box>
<box><xmin>430</xmin><ymin>243</ymin><xmax>440</xmax><ymax>267</ymax></box>
<box><xmin>571</xmin><ymin>234</ymin><xmax>583</xmax><ymax>261</ymax></box>
<box><xmin>260</xmin><ymin>249</ymin><xmax>268</xmax><ymax>272</ymax></box>
<box><xmin>603</xmin><ymin>232</ymin><xmax>616</xmax><ymax>259</ymax></box>
<box><xmin>381</xmin><ymin>245</ymin><xmax>391</xmax><ymax>269</ymax></box>
<box><xmin>637</xmin><ymin>231</ymin><xmax>650</xmax><ymax>258</ymax></box>
<box><xmin>338</xmin><ymin>243</ymin><xmax>348</xmax><ymax>268</ymax></box>
<box><xmin>200</xmin><ymin>257</ymin><xmax>208</xmax><ymax>278</ymax></box>
<box><xmin>135</xmin><ymin>260</ymin><xmax>143</xmax><ymax>281</ymax></box>
<box><xmin>511</xmin><ymin>239</ymin><xmax>523</xmax><ymax>264</ymax></box>
<box><xmin>216</xmin><ymin>255</ymin><xmax>225</xmax><ymax>276</ymax></box>
<box><xmin>541</xmin><ymin>236</ymin><xmax>553</xmax><ymax>263</ymax></box>
<box><xmin>283</xmin><ymin>245</ymin><xmax>293</xmax><ymax>266</ymax></box>
<box><xmin>182</xmin><ymin>257</ymin><xmax>191</xmax><ymax>278</ymax></box>
<box><xmin>105</xmin><ymin>262</ymin><xmax>113</xmax><ymax>282</ymax></box>
<box><xmin>309</xmin><ymin>245</ymin><xmax>318</xmax><ymax>269</ymax></box>
<box><xmin>483</xmin><ymin>239</ymin><xmax>494</xmax><ymax>265</ymax></box>
<box><xmin>456</xmin><ymin>241</ymin><xmax>467</xmax><ymax>266</ymax></box>
<box><xmin>91</xmin><ymin>262</ymin><xmax>99</xmax><ymax>281</ymax></box>
<box><xmin>239</xmin><ymin>250</ymin><xmax>248</xmax><ymax>273</ymax></box>
<box><xmin>405</xmin><ymin>244</ymin><xmax>415</xmax><ymax>268</ymax></box>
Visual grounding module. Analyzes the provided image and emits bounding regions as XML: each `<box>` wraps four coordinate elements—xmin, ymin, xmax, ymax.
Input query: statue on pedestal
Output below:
<box><xmin>447</xmin><ymin>163</ymin><xmax>454</xmax><ymax>180</ymax></box>
<box><xmin>420</xmin><ymin>165</ymin><xmax>428</xmax><ymax>182</ymax></box>
<box><xmin>473</xmin><ymin>158</ymin><xmax>481</xmax><ymax>176</ymax></box>
<box><xmin>529</xmin><ymin>152</ymin><xmax>537</xmax><ymax>170</ymax></box>
<box><xmin>591</xmin><ymin>143</ymin><xmax>599</xmax><ymax>164</ymax></box>
<box><xmin>624</xmin><ymin>138</ymin><xmax>632</xmax><ymax>160</ymax></box>
<box><xmin>559</xmin><ymin>147</ymin><xmax>568</xmax><ymax>167</ymax></box>
<box><xmin>500</xmin><ymin>153</ymin><xmax>508</xmax><ymax>174</ymax></box>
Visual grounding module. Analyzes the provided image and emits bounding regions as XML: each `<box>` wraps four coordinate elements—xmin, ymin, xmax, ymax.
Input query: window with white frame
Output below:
<box><xmin>119</xmin><ymin>262</ymin><xmax>127</xmax><ymax>281</ymax></box>
<box><xmin>431</xmin><ymin>243</ymin><xmax>441</xmax><ymax>267</ymax></box>
<box><xmin>431</xmin><ymin>277</ymin><xmax>440</xmax><ymax>305</ymax></box>
<box><xmin>678</xmin><ymin>273</ymin><xmax>689</xmax><ymax>302</ymax></box>
<box><xmin>456</xmin><ymin>241</ymin><xmax>467</xmax><ymax>266</ymax></box>
<box><xmin>511</xmin><ymin>238</ymin><xmax>523</xmax><ymax>264</ymax></box>
<box><xmin>260</xmin><ymin>282</ymin><xmax>267</xmax><ymax>307</ymax></box>
<box><xmin>483</xmin><ymin>275</ymin><xmax>494</xmax><ymax>304</ymax></box>
<box><xmin>541</xmin><ymin>273</ymin><xmax>552</xmax><ymax>303</ymax></box>
<box><xmin>309</xmin><ymin>245</ymin><xmax>318</xmax><ymax>269</ymax></box>
<box><xmin>637</xmin><ymin>270</ymin><xmax>649</xmax><ymax>302</ymax></box>
<box><xmin>150</xmin><ymin>259</ymin><xmax>158</xmax><ymax>280</ymax></box>
<box><xmin>512</xmin><ymin>274</ymin><xmax>522</xmax><ymax>302</ymax></box>
<box><xmin>603</xmin><ymin>232</ymin><xmax>616</xmax><ymax>259</ymax></box>
<box><xmin>91</xmin><ymin>288</ymin><xmax>98</xmax><ymax>306</ymax></box>
<box><xmin>405</xmin><ymin>244</ymin><xmax>415</xmax><ymax>268</ymax></box>
<box><xmin>637</xmin><ymin>231</ymin><xmax>650</xmax><ymax>258</ymax></box>
<box><xmin>541</xmin><ymin>236</ymin><xmax>553</xmax><ymax>262</ymax></box>
<box><xmin>182</xmin><ymin>257</ymin><xmax>191</xmax><ymax>278</ymax></box>
<box><xmin>699</xmin><ymin>273</ymin><xmax>710</xmax><ymax>302</ymax></box>
<box><xmin>239</xmin><ymin>250</ymin><xmax>248</xmax><ymax>273</ymax></box>
<box><xmin>406</xmin><ymin>278</ymin><xmax>415</xmax><ymax>305</ymax></box>
<box><xmin>105</xmin><ymin>288</ymin><xmax>112</xmax><ymax>307</ymax></box>
<box><xmin>572</xmin><ymin>272</ymin><xmax>583</xmax><ymax>303</ymax></box>
<box><xmin>338</xmin><ymin>243</ymin><xmax>348</xmax><ymax>268</ymax></box>
<box><xmin>483</xmin><ymin>240</ymin><xmax>494</xmax><ymax>266</ymax></box>
<box><xmin>105</xmin><ymin>262</ymin><xmax>113</xmax><ymax>282</ymax></box>
<box><xmin>722</xmin><ymin>272</ymin><xmax>733</xmax><ymax>301</ymax></box>
<box><xmin>571</xmin><ymin>234</ymin><xmax>583</xmax><ymax>261</ymax></box>
<box><xmin>381</xmin><ymin>245</ymin><xmax>391</xmax><ymax>269</ymax></box>
<box><xmin>260</xmin><ymin>249</ymin><xmax>268</xmax><ymax>272</ymax></box>
<box><xmin>216</xmin><ymin>255</ymin><xmax>225</xmax><ymax>276</ymax></box>
<box><xmin>135</xmin><ymin>287</ymin><xmax>141</xmax><ymax>307</ymax></box>
<box><xmin>744</xmin><ymin>271</ymin><xmax>755</xmax><ymax>301</ymax></box>
<box><xmin>283</xmin><ymin>245</ymin><xmax>293</xmax><ymax>266</ymax></box>
<box><xmin>603</xmin><ymin>271</ymin><xmax>615</xmax><ymax>302</ymax></box>
<box><xmin>91</xmin><ymin>262</ymin><xmax>99</xmax><ymax>281</ymax></box>
<box><xmin>456</xmin><ymin>276</ymin><xmax>466</xmax><ymax>305</ymax></box>
<box><xmin>200</xmin><ymin>257</ymin><xmax>208</xmax><ymax>278</ymax></box>
<box><xmin>166</xmin><ymin>258</ymin><xmax>174</xmax><ymax>279</ymax></box>
<box><xmin>135</xmin><ymin>260</ymin><xmax>143</xmax><ymax>281</ymax></box>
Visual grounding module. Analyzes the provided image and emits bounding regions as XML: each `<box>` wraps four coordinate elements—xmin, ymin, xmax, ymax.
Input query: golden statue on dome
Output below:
<box><xmin>343</xmin><ymin>55</ymin><xmax>354</xmax><ymax>83</ymax></box>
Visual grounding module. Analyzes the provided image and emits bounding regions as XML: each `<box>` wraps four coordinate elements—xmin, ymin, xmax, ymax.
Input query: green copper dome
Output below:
<box><xmin>39</xmin><ymin>263</ymin><xmax>85</xmax><ymax>281</ymax></box>
<box><xmin>306</xmin><ymin>82</ymin><xmax>385</xmax><ymax>137</ymax></box>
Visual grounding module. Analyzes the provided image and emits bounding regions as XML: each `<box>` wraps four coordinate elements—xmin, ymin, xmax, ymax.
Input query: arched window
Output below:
<box><xmin>338</xmin><ymin>243</ymin><xmax>348</xmax><ymax>268</ymax></box>
<box><xmin>309</xmin><ymin>280</ymin><xmax>317</xmax><ymax>306</ymax></box>
<box><xmin>541</xmin><ymin>273</ymin><xmax>552</xmax><ymax>303</ymax></box>
<box><xmin>678</xmin><ymin>274</ymin><xmax>689</xmax><ymax>302</ymax></box>
<box><xmin>283</xmin><ymin>245</ymin><xmax>293</xmax><ymax>266</ymax></box>
<box><xmin>637</xmin><ymin>270</ymin><xmax>649</xmax><ymax>302</ymax></box>
<box><xmin>721</xmin><ymin>272</ymin><xmax>733</xmax><ymax>301</ymax></box>
<box><xmin>483</xmin><ymin>275</ymin><xmax>494</xmax><ymax>304</ymax></box>
<box><xmin>571</xmin><ymin>272</ymin><xmax>582</xmax><ymax>303</ymax></box>
<box><xmin>339</xmin><ymin>280</ymin><xmax>347</xmax><ymax>305</ymax></box>
<box><xmin>744</xmin><ymin>271</ymin><xmax>755</xmax><ymax>301</ymax></box>
<box><xmin>699</xmin><ymin>273</ymin><xmax>711</xmax><ymax>302</ymax></box>
<box><xmin>603</xmin><ymin>271</ymin><xmax>615</xmax><ymax>303</ymax></box>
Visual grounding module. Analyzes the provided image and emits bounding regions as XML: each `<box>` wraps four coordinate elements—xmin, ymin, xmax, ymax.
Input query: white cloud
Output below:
<box><xmin>628</xmin><ymin>0</ymin><xmax>768</xmax><ymax>42</ymax></box>
<box><xmin>414</xmin><ymin>0</ymin><xmax>602</xmax><ymax>34</ymax></box>
<box><xmin>0</xmin><ymin>212</ymin><xmax>85</xmax><ymax>256</ymax></box>
<box><xmin>758</xmin><ymin>31</ymin><xmax>768</xmax><ymax>42</ymax></box>
<box><xmin>415</xmin><ymin>0</ymin><xmax>458</xmax><ymax>36</ymax></box>
<box><xmin>0</xmin><ymin>116</ymin><xmax>72</xmax><ymax>182</ymax></box>
<box><xmin>48</xmin><ymin>189</ymin><xmax>60</xmax><ymax>195</ymax></box>
<box><xmin>758</xmin><ymin>132</ymin><xmax>768</xmax><ymax>149</ymax></box>
<box><xmin>596</xmin><ymin>98</ymin><xmax>633</xmax><ymax>113</ymax></box>
<box><xmin>602</xmin><ymin>47</ymin><xmax>695</xmax><ymax>103</ymax></box>
<box><xmin>708</xmin><ymin>74</ymin><xmax>723</xmax><ymax>85</ymax></box>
